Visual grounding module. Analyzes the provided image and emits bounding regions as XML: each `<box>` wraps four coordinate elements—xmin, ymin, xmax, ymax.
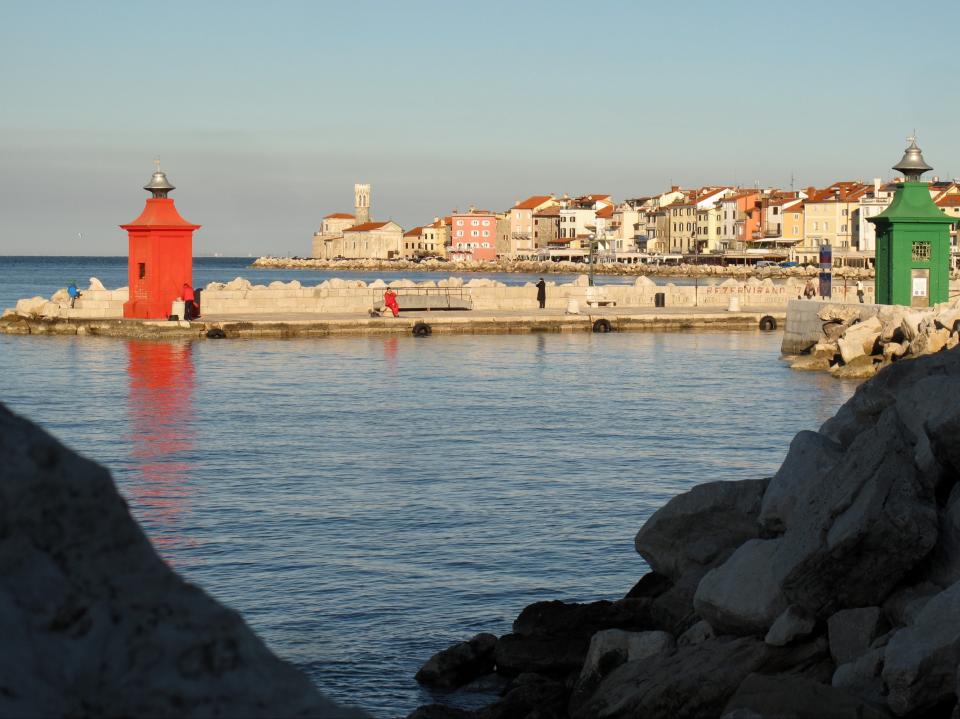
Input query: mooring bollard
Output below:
<box><xmin>727</xmin><ymin>296</ymin><xmax>741</xmax><ymax>312</ymax></box>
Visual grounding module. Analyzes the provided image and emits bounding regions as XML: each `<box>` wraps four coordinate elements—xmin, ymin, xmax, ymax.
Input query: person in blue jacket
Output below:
<box><xmin>67</xmin><ymin>283</ymin><xmax>82</xmax><ymax>308</ymax></box>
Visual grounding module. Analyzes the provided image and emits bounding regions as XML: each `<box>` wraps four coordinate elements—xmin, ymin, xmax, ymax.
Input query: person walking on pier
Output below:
<box><xmin>536</xmin><ymin>278</ymin><xmax>546</xmax><ymax>309</ymax></box>
<box><xmin>856</xmin><ymin>279</ymin><xmax>865</xmax><ymax>303</ymax></box>
<box><xmin>181</xmin><ymin>283</ymin><xmax>198</xmax><ymax>320</ymax></box>
<box><xmin>803</xmin><ymin>279</ymin><xmax>816</xmax><ymax>300</ymax></box>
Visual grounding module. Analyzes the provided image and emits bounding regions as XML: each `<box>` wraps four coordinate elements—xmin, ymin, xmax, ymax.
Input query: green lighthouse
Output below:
<box><xmin>868</xmin><ymin>137</ymin><xmax>954</xmax><ymax>307</ymax></box>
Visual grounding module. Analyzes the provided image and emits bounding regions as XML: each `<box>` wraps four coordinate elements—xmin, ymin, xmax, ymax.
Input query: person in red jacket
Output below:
<box><xmin>383</xmin><ymin>287</ymin><xmax>400</xmax><ymax>317</ymax></box>
<box><xmin>181</xmin><ymin>283</ymin><xmax>197</xmax><ymax>320</ymax></box>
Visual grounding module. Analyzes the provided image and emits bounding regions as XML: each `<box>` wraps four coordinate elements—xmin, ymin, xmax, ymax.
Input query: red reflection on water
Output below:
<box><xmin>125</xmin><ymin>340</ymin><xmax>196</xmax><ymax>560</ymax></box>
<box><xmin>383</xmin><ymin>336</ymin><xmax>398</xmax><ymax>374</ymax></box>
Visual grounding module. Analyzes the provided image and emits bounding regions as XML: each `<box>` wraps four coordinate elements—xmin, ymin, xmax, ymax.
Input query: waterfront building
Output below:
<box><xmin>341</xmin><ymin>222</ymin><xmax>404</xmax><ymax>260</ymax></box>
<box><xmin>122</xmin><ymin>164</ymin><xmax>199</xmax><ymax>319</ymax></box>
<box><xmin>450</xmin><ymin>208</ymin><xmax>498</xmax><ymax>261</ymax></box>
<box><xmin>508</xmin><ymin>195</ymin><xmax>556</xmax><ymax>255</ymax></box>
<box><xmin>402</xmin><ymin>226</ymin><xmax>423</xmax><ymax>259</ymax></box>
<box><xmin>667</xmin><ymin>187</ymin><xmax>729</xmax><ymax>254</ymax></box>
<box><xmin>781</xmin><ymin>201</ymin><xmax>805</xmax><ymax>247</ymax></box>
<box><xmin>533</xmin><ymin>205</ymin><xmax>560</xmax><ymax>251</ymax></box>
<box><xmin>798</xmin><ymin>182</ymin><xmax>869</xmax><ymax>264</ymax></box>
<box><xmin>612</xmin><ymin>201</ymin><xmax>645</xmax><ymax>253</ymax></box>
<box><xmin>312</xmin><ymin>184</ymin><xmax>405</xmax><ymax>260</ymax></box>
<box><xmin>718</xmin><ymin>190</ymin><xmax>760</xmax><ymax>253</ymax></box>
<box><xmin>855</xmin><ymin>179</ymin><xmax>896</xmax><ymax>257</ymax></box>
<box><xmin>695</xmin><ymin>202</ymin><xmax>723</xmax><ymax>254</ymax></box>
<box><xmin>934</xmin><ymin>195</ymin><xmax>960</xmax><ymax>266</ymax></box>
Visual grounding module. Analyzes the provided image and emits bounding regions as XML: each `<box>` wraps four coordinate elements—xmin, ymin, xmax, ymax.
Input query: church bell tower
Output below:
<box><xmin>354</xmin><ymin>183</ymin><xmax>371</xmax><ymax>225</ymax></box>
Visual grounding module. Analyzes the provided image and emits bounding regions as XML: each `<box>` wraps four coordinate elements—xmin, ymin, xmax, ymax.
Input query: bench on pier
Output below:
<box><xmin>581</xmin><ymin>288</ymin><xmax>617</xmax><ymax>308</ymax></box>
<box><xmin>371</xmin><ymin>288</ymin><xmax>473</xmax><ymax>314</ymax></box>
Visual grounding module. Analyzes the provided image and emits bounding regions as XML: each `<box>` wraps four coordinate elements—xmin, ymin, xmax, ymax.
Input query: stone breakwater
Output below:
<box><xmin>409</xmin><ymin>347</ymin><xmax>960</xmax><ymax>719</ymax></box>
<box><xmin>3</xmin><ymin>274</ymin><xmax>865</xmax><ymax>323</ymax></box>
<box><xmin>0</xmin><ymin>403</ymin><xmax>368</xmax><ymax>717</ymax></box>
<box><xmin>787</xmin><ymin>298</ymin><xmax>960</xmax><ymax>381</ymax></box>
<box><xmin>252</xmin><ymin>255</ymin><xmax>889</xmax><ymax>280</ymax></box>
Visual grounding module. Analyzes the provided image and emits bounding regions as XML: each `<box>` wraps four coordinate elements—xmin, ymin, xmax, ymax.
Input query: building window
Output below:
<box><xmin>456</xmin><ymin>230</ymin><xmax>463</xmax><ymax>237</ymax></box>
<box><xmin>456</xmin><ymin>220</ymin><xmax>463</xmax><ymax>226</ymax></box>
<box><xmin>824</xmin><ymin>222</ymin><xmax>829</xmax><ymax>232</ymax></box>
<box><xmin>793</xmin><ymin>226</ymin><xmax>799</xmax><ymax>235</ymax></box>
<box><xmin>481</xmin><ymin>220</ymin><xmax>490</xmax><ymax>226</ymax></box>
<box><xmin>138</xmin><ymin>262</ymin><xmax>146</xmax><ymax>280</ymax></box>
<box><xmin>814</xmin><ymin>222</ymin><xmax>819</xmax><ymax>231</ymax></box>
<box><xmin>471</xmin><ymin>230</ymin><xmax>479</xmax><ymax>237</ymax></box>
<box><xmin>482</xmin><ymin>242</ymin><xmax>490</xmax><ymax>248</ymax></box>
<box><xmin>471</xmin><ymin>219</ymin><xmax>480</xmax><ymax>226</ymax></box>
<box><xmin>912</xmin><ymin>241</ymin><xmax>931</xmax><ymax>262</ymax></box>
<box><xmin>773</xmin><ymin>207</ymin><xmax>779</xmax><ymax>214</ymax></box>
<box><xmin>482</xmin><ymin>230</ymin><xmax>489</xmax><ymax>237</ymax></box>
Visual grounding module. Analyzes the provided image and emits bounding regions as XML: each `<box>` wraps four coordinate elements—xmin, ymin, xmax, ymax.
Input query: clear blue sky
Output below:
<box><xmin>2</xmin><ymin>0</ymin><xmax>958</xmax><ymax>255</ymax></box>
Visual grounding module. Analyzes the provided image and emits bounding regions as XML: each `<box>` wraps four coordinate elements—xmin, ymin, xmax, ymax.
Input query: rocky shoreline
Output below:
<box><xmin>410</xmin><ymin>347</ymin><xmax>960</xmax><ymax>719</ymax></box>
<box><xmin>251</xmin><ymin>256</ymin><xmax>885</xmax><ymax>280</ymax></box>
<box><xmin>790</xmin><ymin>300</ymin><xmax>960</xmax><ymax>380</ymax></box>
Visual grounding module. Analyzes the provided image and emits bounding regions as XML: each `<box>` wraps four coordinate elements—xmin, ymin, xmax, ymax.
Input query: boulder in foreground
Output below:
<box><xmin>0</xmin><ymin>403</ymin><xmax>367</xmax><ymax>718</ymax></box>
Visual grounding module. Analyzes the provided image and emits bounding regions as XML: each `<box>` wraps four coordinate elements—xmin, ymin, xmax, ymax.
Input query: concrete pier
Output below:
<box><xmin>0</xmin><ymin>306</ymin><xmax>786</xmax><ymax>340</ymax></box>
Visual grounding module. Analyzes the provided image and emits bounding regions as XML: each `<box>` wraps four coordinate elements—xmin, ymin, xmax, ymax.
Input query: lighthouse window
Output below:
<box><xmin>912</xmin><ymin>242</ymin><xmax>931</xmax><ymax>262</ymax></box>
<box><xmin>138</xmin><ymin>262</ymin><xmax>146</xmax><ymax>280</ymax></box>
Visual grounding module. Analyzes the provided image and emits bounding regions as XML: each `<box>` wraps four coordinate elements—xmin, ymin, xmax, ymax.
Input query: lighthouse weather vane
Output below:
<box><xmin>154</xmin><ymin>156</ymin><xmax>161</xmax><ymax>173</ymax></box>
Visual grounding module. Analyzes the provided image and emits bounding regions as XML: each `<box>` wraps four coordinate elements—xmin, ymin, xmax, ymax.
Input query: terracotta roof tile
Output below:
<box><xmin>511</xmin><ymin>195</ymin><xmax>554</xmax><ymax>210</ymax></box>
<box><xmin>344</xmin><ymin>221</ymin><xmax>390</xmax><ymax>232</ymax></box>
<box><xmin>596</xmin><ymin>205</ymin><xmax>614</xmax><ymax>218</ymax></box>
<box><xmin>324</xmin><ymin>212</ymin><xmax>355</xmax><ymax>220</ymax></box>
<box><xmin>404</xmin><ymin>226</ymin><xmax>423</xmax><ymax>237</ymax></box>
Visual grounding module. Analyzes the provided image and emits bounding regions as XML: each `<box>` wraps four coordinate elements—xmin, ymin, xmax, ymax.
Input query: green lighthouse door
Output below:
<box><xmin>910</xmin><ymin>268</ymin><xmax>929</xmax><ymax>308</ymax></box>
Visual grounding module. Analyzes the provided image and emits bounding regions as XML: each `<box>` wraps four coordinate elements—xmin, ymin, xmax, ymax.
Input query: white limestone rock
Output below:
<box><xmin>0</xmin><ymin>403</ymin><xmax>367</xmax><ymax>719</ymax></box>
<box><xmin>368</xmin><ymin>279</ymin><xmax>387</xmax><ymax>288</ymax></box>
<box><xmin>224</xmin><ymin>277</ymin><xmax>252</xmax><ymax>291</ymax></box>
<box><xmin>15</xmin><ymin>296</ymin><xmax>46</xmax><ymax>317</ymax></box>
<box><xmin>837</xmin><ymin>316</ymin><xmax>882</xmax><ymax>364</ymax></box>
<box><xmin>87</xmin><ymin>277</ymin><xmax>106</xmax><ymax>291</ymax></box>
<box><xmin>634</xmin><ymin>276</ymin><xmax>657</xmax><ymax>288</ymax></box>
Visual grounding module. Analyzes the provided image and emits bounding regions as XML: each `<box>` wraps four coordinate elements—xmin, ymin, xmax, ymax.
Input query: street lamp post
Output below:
<box><xmin>693</xmin><ymin>223</ymin><xmax>700</xmax><ymax>307</ymax></box>
<box><xmin>588</xmin><ymin>233</ymin><xmax>596</xmax><ymax>287</ymax></box>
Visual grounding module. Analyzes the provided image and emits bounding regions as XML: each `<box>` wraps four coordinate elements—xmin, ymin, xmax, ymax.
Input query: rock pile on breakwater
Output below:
<box><xmin>410</xmin><ymin>347</ymin><xmax>960</xmax><ymax>719</ymax></box>
<box><xmin>791</xmin><ymin>300</ymin><xmax>960</xmax><ymax>380</ymax></box>
<box><xmin>252</xmin><ymin>256</ymin><xmax>882</xmax><ymax>281</ymax></box>
<box><xmin>0</xmin><ymin>403</ymin><xmax>367</xmax><ymax>718</ymax></box>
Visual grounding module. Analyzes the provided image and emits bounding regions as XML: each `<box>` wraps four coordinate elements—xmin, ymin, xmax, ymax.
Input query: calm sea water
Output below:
<box><xmin>0</xmin><ymin>257</ymin><xmax>859</xmax><ymax>717</ymax></box>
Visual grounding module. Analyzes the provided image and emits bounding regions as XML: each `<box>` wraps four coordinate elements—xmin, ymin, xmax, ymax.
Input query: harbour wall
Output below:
<box><xmin>6</xmin><ymin>275</ymin><xmax>875</xmax><ymax>321</ymax></box>
<box><xmin>197</xmin><ymin>277</ymin><xmax>874</xmax><ymax>316</ymax></box>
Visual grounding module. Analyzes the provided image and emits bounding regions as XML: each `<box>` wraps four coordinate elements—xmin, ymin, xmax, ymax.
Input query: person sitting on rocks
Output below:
<box><xmin>383</xmin><ymin>287</ymin><xmax>400</xmax><ymax>318</ymax></box>
<box><xmin>67</xmin><ymin>283</ymin><xmax>82</xmax><ymax>309</ymax></box>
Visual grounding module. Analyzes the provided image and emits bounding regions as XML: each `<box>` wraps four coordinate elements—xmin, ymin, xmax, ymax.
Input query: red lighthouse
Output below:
<box><xmin>122</xmin><ymin>163</ymin><xmax>200</xmax><ymax>319</ymax></box>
